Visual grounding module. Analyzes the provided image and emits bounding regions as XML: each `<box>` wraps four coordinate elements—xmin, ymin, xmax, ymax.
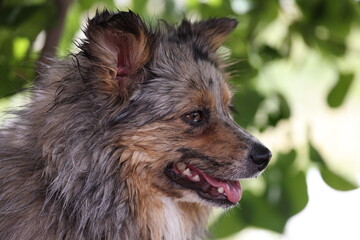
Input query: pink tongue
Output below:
<box><xmin>202</xmin><ymin>173</ymin><xmax>242</xmax><ymax>203</ymax></box>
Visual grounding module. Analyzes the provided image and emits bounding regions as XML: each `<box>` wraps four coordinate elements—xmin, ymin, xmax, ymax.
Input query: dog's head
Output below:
<box><xmin>78</xmin><ymin>10</ymin><xmax>271</xmax><ymax>208</ymax></box>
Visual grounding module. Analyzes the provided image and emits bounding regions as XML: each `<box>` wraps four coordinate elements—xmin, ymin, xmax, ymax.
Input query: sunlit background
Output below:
<box><xmin>1</xmin><ymin>0</ymin><xmax>360</xmax><ymax>239</ymax></box>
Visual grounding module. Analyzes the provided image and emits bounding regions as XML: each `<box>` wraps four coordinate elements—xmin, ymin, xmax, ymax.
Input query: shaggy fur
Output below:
<box><xmin>0</xmin><ymin>10</ymin><xmax>271</xmax><ymax>240</ymax></box>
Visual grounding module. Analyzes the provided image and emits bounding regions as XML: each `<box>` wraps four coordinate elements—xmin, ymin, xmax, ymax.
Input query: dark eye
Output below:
<box><xmin>184</xmin><ymin>111</ymin><xmax>204</xmax><ymax>125</ymax></box>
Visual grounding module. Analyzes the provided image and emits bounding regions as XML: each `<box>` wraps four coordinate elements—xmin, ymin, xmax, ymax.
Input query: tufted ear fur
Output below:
<box><xmin>177</xmin><ymin>17</ymin><xmax>238</xmax><ymax>52</ymax></box>
<box><xmin>197</xmin><ymin>18</ymin><xmax>237</xmax><ymax>51</ymax></box>
<box><xmin>81</xmin><ymin>10</ymin><xmax>156</xmax><ymax>97</ymax></box>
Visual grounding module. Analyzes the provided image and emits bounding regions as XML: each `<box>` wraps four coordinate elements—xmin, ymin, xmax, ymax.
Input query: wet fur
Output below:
<box><xmin>0</xmin><ymin>10</ymin><xmax>268</xmax><ymax>240</ymax></box>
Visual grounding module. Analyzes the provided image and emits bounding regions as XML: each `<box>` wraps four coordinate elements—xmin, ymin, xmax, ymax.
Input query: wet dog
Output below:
<box><xmin>0</xmin><ymin>10</ymin><xmax>271</xmax><ymax>240</ymax></box>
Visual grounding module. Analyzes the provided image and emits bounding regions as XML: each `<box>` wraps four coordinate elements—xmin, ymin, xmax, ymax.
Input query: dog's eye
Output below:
<box><xmin>184</xmin><ymin>111</ymin><xmax>203</xmax><ymax>124</ymax></box>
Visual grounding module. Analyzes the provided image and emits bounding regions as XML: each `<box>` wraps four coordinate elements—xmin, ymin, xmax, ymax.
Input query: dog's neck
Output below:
<box><xmin>114</xmin><ymin>148</ymin><xmax>211</xmax><ymax>239</ymax></box>
<box><xmin>129</xmin><ymin>195</ymin><xmax>210</xmax><ymax>240</ymax></box>
<box><xmin>161</xmin><ymin>198</ymin><xmax>210</xmax><ymax>240</ymax></box>
<box><xmin>161</xmin><ymin>198</ymin><xmax>186</xmax><ymax>239</ymax></box>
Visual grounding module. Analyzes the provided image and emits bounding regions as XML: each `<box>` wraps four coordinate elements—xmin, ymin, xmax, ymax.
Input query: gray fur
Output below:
<box><xmin>0</xmin><ymin>10</ymin><xmax>268</xmax><ymax>240</ymax></box>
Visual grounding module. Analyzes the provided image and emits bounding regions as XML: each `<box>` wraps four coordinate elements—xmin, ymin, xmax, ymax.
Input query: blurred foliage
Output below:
<box><xmin>211</xmin><ymin>150</ymin><xmax>308</xmax><ymax>236</ymax></box>
<box><xmin>0</xmin><ymin>0</ymin><xmax>54</xmax><ymax>96</ymax></box>
<box><xmin>0</xmin><ymin>0</ymin><xmax>359</xmax><ymax>238</ymax></box>
<box><xmin>309</xmin><ymin>142</ymin><xmax>357</xmax><ymax>191</ymax></box>
<box><xmin>327</xmin><ymin>73</ymin><xmax>354</xmax><ymax>108</ymax></box>
<box><xmin>292</xmin><ymin>0</ymin><xmax>356</xmax><ymax>57</ymax></box>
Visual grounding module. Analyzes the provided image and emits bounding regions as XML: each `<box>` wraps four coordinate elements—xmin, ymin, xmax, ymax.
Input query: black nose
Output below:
<box><xmin>250</xmin><ymin>143</ymin><xmax>272</xmax><ymax>171</ymax></box>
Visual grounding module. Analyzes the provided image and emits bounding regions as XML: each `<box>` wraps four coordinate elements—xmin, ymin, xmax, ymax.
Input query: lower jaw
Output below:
<box><xmin>196</xmin><ymin>191</ymin><xmax>237</xmax><ymax>207</ymax></box>
<box><xmin>164</xmin><ymin>164</ymin><xmax>238</xmax><ymax>207</ymax></box>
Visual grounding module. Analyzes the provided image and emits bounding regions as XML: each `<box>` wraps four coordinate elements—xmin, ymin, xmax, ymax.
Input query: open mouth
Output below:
<box><xmin>165</xmin><ymin>162</ymin><xmax>242</xmax><ymax>206</ymax></box>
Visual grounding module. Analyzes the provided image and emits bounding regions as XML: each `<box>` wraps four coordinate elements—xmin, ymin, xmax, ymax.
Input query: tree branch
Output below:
<box><xmin>36</xmin><ymin>0</ymin><xmax>73</xmax><ymax>73</ymax></box>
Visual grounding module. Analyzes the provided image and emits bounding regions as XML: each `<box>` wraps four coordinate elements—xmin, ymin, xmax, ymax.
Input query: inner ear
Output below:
<box><xmin>81</xmin><ymin>11</ymin><xmax>156</xmax><ymax>95</ymax></box>
<box><xmin>108</xmin><ymin>33</ymin><xmax>140</xmax><ymax>80</ymax></box>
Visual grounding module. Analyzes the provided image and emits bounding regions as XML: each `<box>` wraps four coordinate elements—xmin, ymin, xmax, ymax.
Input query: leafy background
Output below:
<box><xmin>1</xmin><ymin>0</ymin><xmax>360</xmax><ymax>239</ymax></box>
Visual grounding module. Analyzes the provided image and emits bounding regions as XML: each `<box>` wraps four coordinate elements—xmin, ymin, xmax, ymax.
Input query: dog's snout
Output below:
<box><xmin>250</xmin><ymin>143</ymin><xmax>272</xmax><ymax>171</ymax></box>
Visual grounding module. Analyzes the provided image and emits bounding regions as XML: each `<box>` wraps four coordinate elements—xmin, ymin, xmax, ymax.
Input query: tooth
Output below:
<box><xmin>176</xmin><ymin>162</ymin><xmax>186</xmax><ymax>171</ymax></box>
<box><xmin>191</xmin><ymin>175</ymin><xmax>200</xmax><ymax>182</ymax></box>
<box><xmin>217</xmin><ymin>187</ymin><xmax>224</xmax><ymax>194</ymax></box>
<box><xmin>183</xmin><ymin>168</ymin><xmax>192</xmax><ymax>177</ymax></box>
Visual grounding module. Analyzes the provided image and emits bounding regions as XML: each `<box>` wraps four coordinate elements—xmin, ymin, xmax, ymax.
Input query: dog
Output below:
<box><xmin>0</xmin><ymin>10</ymin><xmax>271</xmax><ymax>240</ymax></box>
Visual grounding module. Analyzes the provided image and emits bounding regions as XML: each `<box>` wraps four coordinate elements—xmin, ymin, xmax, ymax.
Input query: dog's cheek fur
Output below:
<box><xmin>113</xmin><ymin>123</ymin><xmax>211</xmax><ymax>239</ymax></box>
<box><xmin>179</xmin><ymin>122</ymin><xmax>253</xmax><ymax>177</ymax></box>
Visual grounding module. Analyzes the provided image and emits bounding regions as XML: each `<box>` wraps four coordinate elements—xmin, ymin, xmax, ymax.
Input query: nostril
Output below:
<box><xmin>250</xmin><ymin>143</ymin><xmax>272</xmax><ymax>170</ymax></box>
<box><xmin>251</xmin><ymin>151</ymin><xmax>271</xmax><ymax>165</ymax></box>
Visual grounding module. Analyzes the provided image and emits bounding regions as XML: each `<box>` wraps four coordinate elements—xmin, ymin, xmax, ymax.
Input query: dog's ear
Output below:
<box><xmin>192</xmin><ymin>18</ymin><xmax>238</xmax><ymax>52</ymax></box>
<box><xmin>81</xmin><ymin>10</ymin><xmax>156</xmax><ymax>97</ymax></box>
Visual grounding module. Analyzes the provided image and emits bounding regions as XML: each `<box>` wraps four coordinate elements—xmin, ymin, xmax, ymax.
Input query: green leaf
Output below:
<box><xmin>309</xmin><ymin>142</ymin><xmax>358</xmax><ymax>191</ymax></box>
<box><xmin>276</xmin><ymin>149</ymin><xmax>296</xmax><ymax>170</ymax></box>
<box><xmin>315</xmin><ymin>38</ymin><xmax>347</xmax><ymax>56</ymax></box>
<box><xmin>240</xmin><ymin>191</ymin><xmax>287</xmax><ymax>233</ymax></box>
<box><xmin>267</xmin><ymin>93</ymin><xmax>291</xmax><ymax>127</ymax></box>
<box><xmin>258</xmin><ymin>45</ymin><xmax>282</xmax><ymax>63</ymax></box>
<box><xmin>282</xmin><ymin>171</ymin><xmax>308</xmax><ymax>216</ymax></box>
<box><xmin>232</xmin><ymin>88</ymin><xmax>264</xmax><ymax>128</ymax></box>
<box><xmin>267</xmin><ymin>150</ymin><xmax>308</xmax><ymax>218</ymax></box>
<box><xmin>13</xmin><ymin>37</ymin><xmax>30</xmax><ymax>59</ymax></box>
<box><xmin>277</xmin><ymin>93</ymin><xmax>291</xmax><ymax>119</ymax></box>
<box><xmin>210</xmin><ymin>191</ymin><xmax>287</xmax><ymax>237</ymax></box>
<box><xmin>309</xmin><ymin>141</ymin><xmax>325</xmax><ymax>164</ymax></box>
<box><xmin>209</xmin><ymin>207</ymin><xmax>246</xmax><ymax>238</ymax></box>
<box><xmin>320</xmin><ymin>166</ymin><xmax>358</xmax><ymax>191</ymax></box>
<box><xmin>327</xmin><ymin>73</ymin><xmax>354</xmax><ymax>108</ymax></box>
